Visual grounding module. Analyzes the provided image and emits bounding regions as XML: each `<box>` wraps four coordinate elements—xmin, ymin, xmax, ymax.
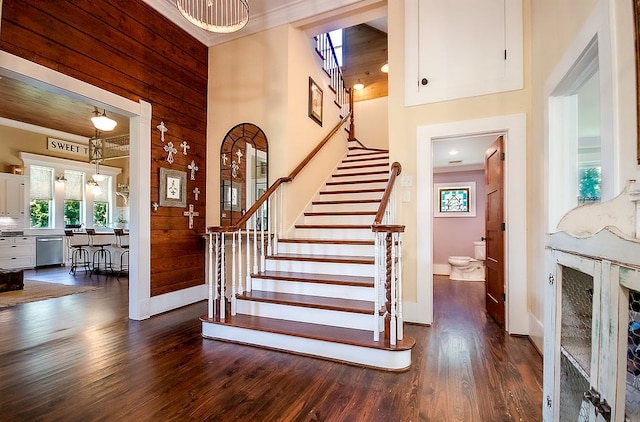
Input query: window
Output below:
<box><xmin>30</xmin><ymin>166</ymin><xmax>53</xmax><ymax>228</ymax></box>
<box><xmin>64</xmin><ymin>170</ymin><xmax>84</xmax><ymax>228</ymax></box>
<box><xmin>92</xmin><ymin>176</ymin><xmax>111</xmax><ymax>227</ymax></box>
<box><xmin>328</xmin><ymin>29</ymin><xmax>343</xmax><ymax>67</ymax></box>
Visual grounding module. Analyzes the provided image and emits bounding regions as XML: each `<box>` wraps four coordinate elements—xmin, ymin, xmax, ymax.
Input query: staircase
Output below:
<box><xmin>202</xmin><ymin>142</ymin><xmax>414</xmax><ymax>370</ymax></box>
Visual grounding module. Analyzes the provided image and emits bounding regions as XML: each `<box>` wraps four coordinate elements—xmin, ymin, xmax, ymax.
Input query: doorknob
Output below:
<box><xmin>481</xmin><ymin>237</ymin><xmax>487</xmax><ymax>241</ymax></box>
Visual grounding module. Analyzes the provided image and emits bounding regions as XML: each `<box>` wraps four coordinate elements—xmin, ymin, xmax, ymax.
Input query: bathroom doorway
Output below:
<box><xmin>416</xmin><ymin>113</ymin><xmax>527</xmax><ymax>334</ymax></box>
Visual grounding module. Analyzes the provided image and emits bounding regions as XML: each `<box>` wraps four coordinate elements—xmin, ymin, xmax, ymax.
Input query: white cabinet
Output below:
<box><xmin>0</xmin><ymin>236</ymin><xmax>35</xmax><ymax>269</ymax></box>
<box><xmin>544</xmin><ymin>229</ymin><xmax>640</xmax><ymax>421</ymax></box>
<box><xmin>404</xmin><ymin>0</ymin><xmax>523</xmax><ymax>106</ymax></box>
<box><xmin>0</xmin><ymin>173</ymin><xmax>26</xmax><ymax>218</ymax></box>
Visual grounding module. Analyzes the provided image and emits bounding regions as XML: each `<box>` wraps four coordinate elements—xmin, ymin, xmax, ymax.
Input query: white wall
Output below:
<box><xmin>353</xmin><ymin>96</ymin><xmax>389</xmax><ymax>150</ymax></box>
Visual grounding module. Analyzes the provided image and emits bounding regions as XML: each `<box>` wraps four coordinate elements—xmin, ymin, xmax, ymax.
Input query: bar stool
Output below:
<box><xmin>86</xmin><ymin>228</ymin><xmax>112</xmax><ymax>276</ymax></box>
<box><xmin>113</xmin><ymin>228</ymin><xmax>129</xmax><ymax>279</ymax></box>
<box><xmin>64</xmin><ymin>230</ymin><xmax>90</xmax><ymax>275</ymax></box>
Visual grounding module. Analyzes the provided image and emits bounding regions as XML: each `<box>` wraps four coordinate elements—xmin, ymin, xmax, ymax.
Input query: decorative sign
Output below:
<box><xmin>47</xmin><ymin>138</ymin><xmax>89</xmax><ymax>158</ymax></box>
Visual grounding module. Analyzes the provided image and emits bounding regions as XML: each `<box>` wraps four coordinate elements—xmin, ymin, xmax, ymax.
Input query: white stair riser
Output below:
<box><xmin>345</xmin><ymin>152</ymin><xmax>388</xmax><ymax>159</ymax></box>
<box><xmin>334</xmin><ymin>165</ymin><xmax>389</xmax><ymax>175</ymax></box>
<box><xmin>318</xmin><ymin>191</ymin><xmax>384</xmax><ymax>201</ymax></box>
<box><xmin>292</xmin><ymin>228</ymin><xmax>374</xmax><ymax>241</ymax></box>
<box><xmin>324</xmin><ymin>181</ymin><xmax>388</xmax><ymax>191</ymax></box>
<box><xmin>201</xmin><ymin>322</ymin><xmax>411</xmax><ymax>370</ymax></box>
<box><xmin>236</xmin><ymin>299</ymin><xmax>376</xmax><ymax>330</ymax></box>
<box><xmin>310</xmin><ymin>202</ymin><xmax>380</xmax><ymax>212</ymax></box>
<box><xmin>265</xmin><ymin>259</ymin><xmax>374</xmax><ymax>277</ymax></box>
<box><xmin>251</xmin><ymin>279</ymin><xmax>374</xmax><ymax>301</ymax></box>
<box><xmin>303</xmin><ymin>214</ymin><xmax>374</xmax><ymax>225</ymax></box>
<box><xmin>331</xmin><ymin>174</ymin><xmax>388</xmax><ymax>183</ymax></box>
<box><xmin>277</xmin><ymin>242</ymin><xmax>372</xmax><ymax>257</ymax></box>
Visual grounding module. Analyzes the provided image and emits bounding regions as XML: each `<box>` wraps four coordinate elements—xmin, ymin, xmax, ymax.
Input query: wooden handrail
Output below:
<box><xmin>207</xmin><ymin>111</ymin><xmax>352</xmax><ymax>233</ymax></box>
<box><xmin>372</xmin><ymin>162</ymin><xmax>402</xmax><ymax>226</ymax></box>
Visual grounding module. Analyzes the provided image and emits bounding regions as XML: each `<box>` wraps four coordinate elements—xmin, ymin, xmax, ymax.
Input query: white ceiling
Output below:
<box><xmin>432</xmin><ymin>134</ymin><xmax>499</xmax><ymax>173</ymax></box>
<box><xmin>144</xmin><ymin>0</ymin><xmax>388</xmax><ymax>47</ymax></box>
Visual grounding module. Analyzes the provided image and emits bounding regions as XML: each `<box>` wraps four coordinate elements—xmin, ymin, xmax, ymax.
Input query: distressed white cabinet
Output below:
<box><xmin>544</xmin><ymin>229</ymin><xmax>640</xmax><ymax>421</ymax></box>
<box><xmin>0</xmin><ymin>173</ymin><xmax>26</xmax><ymax>218</ymax></box>
<box><xmin>404</xmin><ymin>0</ymin><xmax>523</xmax><ymax>106</ymax></box>
<box><xmin>0</xmin><ymin>236</ymin><xmax>35</xmax><ymax>269</ymax></box>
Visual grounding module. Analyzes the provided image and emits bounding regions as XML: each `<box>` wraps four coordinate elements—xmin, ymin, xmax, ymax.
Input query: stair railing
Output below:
<box><xmin>371</xmin><ymin>162</ymin><xmax>404</xmax><ymax>345</ymax></box>
<box><xmin>206</xmin><ymin>112</ymin><xmax>352</xmax><ymax>320</ymax></box>
<box><xmin>315</xmin><ymin>32</ymin><xmax>348</xmax><ymax>110</ymax></box>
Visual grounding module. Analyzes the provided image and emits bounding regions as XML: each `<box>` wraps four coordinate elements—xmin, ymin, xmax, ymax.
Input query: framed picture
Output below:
<box><xmin>434</xmin><ymin>182</ymin><xmax>476</xmax><ymax>217</ymax></box>
<box><xmin>308</xmin><ymin>77</ymin><xmax>323</xmax><ymax>126</ymax></box>
<box><xmin>159</xmin><ymin>167</ymin><xmax>187</xmax><ymax>208</ymax></box>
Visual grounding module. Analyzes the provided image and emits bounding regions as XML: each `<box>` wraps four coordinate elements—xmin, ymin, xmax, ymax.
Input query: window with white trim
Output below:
<box><xmin>64</xmin><ymin>170</ymin><xmax>84</xmax><ymax>228</ymax></box>
<box><xmin>30</xmin><ymin>165</ymin><xmax>53</xmax><ymax>228</ymax></box>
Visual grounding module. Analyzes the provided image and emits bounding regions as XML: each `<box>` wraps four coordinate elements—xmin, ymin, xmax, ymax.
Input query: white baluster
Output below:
<box><xmin>397</xmin><ymin>233</ymin><xmax>404</xmax><ymax>341</ymax></box>
<box><xmin>253</xmin><ymin>213</ymin><xmax>258</xmax><ymax>275</ymax></box>
<box><xmin>373</xmin><ymin>231</ymin><xmax>380</xmax><ymax>341</ymax></box>
<box><xmin>267</xmin><ymin>198</ymin><xmax>272</xmax><ymax>256</ymax></box>
<box><xmin>390</xmin><ymin>232</ymin><xmax>397</xmax><ymax>346</ymax></box>
<box><xmin>272</xmin><ymin>191</ymin><xmax>278</xmax><ymax>254</ymax></box>
<box><xmin>237</xmin><ymin>228</ymin><xmax>243</xmax><ymax>295</ymax></box>
<box><xmin>220</xmin><ymin>233</ymin><xmax>226</xmax><ymax>320</ymax></box>
<box><xmin>208</xmin><ymin>232</ymin><xmax>214</xmax><ymax>319</ymax></box>
<box><xmin>260</xmin><ymin>206</ymin><xmax>266</xmax><ymax>271</ymax></box>
<box><xmin>246</xmin><ymin>226</ymin><xmax>251</xmax><ymax>292</ymax></box>
<box><xmin>231</xmin><ymin>231</ymin><xmax>237</xmax><ymax>316</ymax></box>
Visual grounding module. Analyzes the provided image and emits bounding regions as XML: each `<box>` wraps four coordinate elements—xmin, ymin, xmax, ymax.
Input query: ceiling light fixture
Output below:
<box><xmin>381</xmin><ymin>63</ymin><xmax>389</xmax><ymax>73</ymax></box>
<box><xmin>353</xmin><ymin>80</ymin><xmax>365</xmax><ymax>90</ymax></box>
<box><xmin>91</xmin><ymin>108</ymin><xmax>117</xmax><ymax>132</ymax></box>
<box><xmin>176</xmin><ymin>0</ymin><xmax>249</xmax><ymax>33</ymax></box>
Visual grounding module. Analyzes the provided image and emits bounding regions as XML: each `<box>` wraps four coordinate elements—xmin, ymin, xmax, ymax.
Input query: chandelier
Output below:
<box><xmin>176</xmin><ymin>0</ymin><xmax>249</xmax><ymax>33</ymax></box>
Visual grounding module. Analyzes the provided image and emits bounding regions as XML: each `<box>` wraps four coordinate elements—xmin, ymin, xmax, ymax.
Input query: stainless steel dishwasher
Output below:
<box><xmin>36</xmin><ymin>236</ymin><xmax>64</xmax><ymax>266</ymax></box>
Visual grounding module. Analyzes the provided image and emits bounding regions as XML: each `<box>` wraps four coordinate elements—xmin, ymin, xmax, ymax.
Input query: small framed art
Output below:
<box><xmin>434</xmin><ymin>182</ymin><xmax>476</xmax><ymax>217</ymax></box>
<box><xmin>159</xmin><ymin>167</ymin><xmax>187</xmax><ymax>208</ymax></box>
<box><xmin>308</xmin><ymin>77</ymin><xmax>323</xmax><ymax>126</ymax></box>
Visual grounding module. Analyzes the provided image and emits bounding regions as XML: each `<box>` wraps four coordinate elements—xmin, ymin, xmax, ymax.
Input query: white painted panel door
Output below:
<box><xmin>404</xmin><ymin>0</ymin><xmax>523</xmax><ymax>106</ymax></box>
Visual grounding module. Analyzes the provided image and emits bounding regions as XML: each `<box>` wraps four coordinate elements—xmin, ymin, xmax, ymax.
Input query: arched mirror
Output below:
<box><xmin>220</xmin><ymin>123</ymin><xmax>268</xmax><ymax>228</ymax></box>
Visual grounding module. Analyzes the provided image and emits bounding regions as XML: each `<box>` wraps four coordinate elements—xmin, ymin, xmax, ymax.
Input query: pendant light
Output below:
<box><xmin>91</xmin><ymin>108</ymin><xmax>117</xmax><ymax>132</ymax></box>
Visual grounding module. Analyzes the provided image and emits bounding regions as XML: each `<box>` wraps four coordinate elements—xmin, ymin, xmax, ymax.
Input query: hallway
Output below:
<box><xmin>0</xmin><ymin>270</ymin><xmax>542</xmax><ymax>421</ymax></box>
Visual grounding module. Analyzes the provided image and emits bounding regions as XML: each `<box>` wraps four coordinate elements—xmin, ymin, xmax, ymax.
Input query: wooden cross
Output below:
<box><xmin>193</xmin><ymin>187</ymin><xmax>200</xmax><ymax>201</ymax></box>
<box><xmin>183</xmin><ymin>204</ymin><xmax>199</xmax><ymax>229</ymax></box>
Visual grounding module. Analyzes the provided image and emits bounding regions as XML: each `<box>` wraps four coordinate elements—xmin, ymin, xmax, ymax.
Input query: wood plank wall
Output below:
<box><xmin>0</xmin><ymin>0</ymin><xmax>208</xmax><ymax>296</ymax></box>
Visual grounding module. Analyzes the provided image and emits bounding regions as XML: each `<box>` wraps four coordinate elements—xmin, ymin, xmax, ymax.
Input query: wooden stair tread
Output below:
<box><xmin>278</xmin><ymin>238</ymin><xmax>374</xmax><ymax>246</ymax></box>
<box><xmin>332</xmin><ymin>170</ymin><xmax>389</xmax><ymax>177</ymax></box>
<box><xmin>294</xmin><ymin>224</ymin><xmax>372</xmax><ymax>230</ymax></box>
<box><xmin>304</xmin><ymin>211</ymin><xmax>376</xmax><ymax>216</ymax></box>
<box><xmin>319</xmin><ymin>188</ymin><xmax>385</xmax><ymax>195</ymax></box>
<box><xmin>312</xmin><ymin>199</ymin><xmax>380</xmax><ymax>205</ymax></box>
<box><xmin>267</xmin><ymin>253</ymin><xmax>374</xmax><ymax>265</ymax></box>
<box><xmin>326</xmin><ymin>179</ymin><xmax>388</xmax><ymax>186</ymax></box>
<box><xmin>238</xmin><ymin>290</ymin><xmax>375</xmax><ymax>314</ymax></box>
<box><xmin>252</xmin><ymin>270</ymin><xmax>374</xmax><ymax>287</ymax></box>
<box><xmin>202</xmin><ymin>313</ymin><xmax>415</xmax><ymax>351</ymax></box>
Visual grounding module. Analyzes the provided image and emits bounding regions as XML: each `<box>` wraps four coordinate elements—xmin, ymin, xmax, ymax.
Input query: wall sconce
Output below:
<box><xmin>56</xmin><ymin>174</ymin><xmax>67</xmax><ymax>183</ymax></box>
<box><xmin>87</xmin><ymin>178</ymin><xmax>102</xmax><ymax>195</ymax></box>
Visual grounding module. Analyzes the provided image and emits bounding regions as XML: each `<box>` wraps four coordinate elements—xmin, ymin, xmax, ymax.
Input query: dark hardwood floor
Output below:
<box><xmin>0</xmin><ymin>270</ymin><xmax>542</xmax><ymax>421</ymax></box>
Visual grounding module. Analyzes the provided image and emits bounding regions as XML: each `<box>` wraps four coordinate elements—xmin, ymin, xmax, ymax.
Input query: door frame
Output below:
<box><xmin>0</xmin><ymin>51</ymin><xmax>153</xmax><ymax>320</ymax></box>
<box><xmin>416</xmin><ymin>113</ymin><xmax>528</xmax><ymax>334</ymax></box>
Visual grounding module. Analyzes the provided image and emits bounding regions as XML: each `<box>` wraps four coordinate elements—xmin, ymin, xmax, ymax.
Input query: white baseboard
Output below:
<box><xmin>528</xmin><ymin>312</ymin><xmax>544</xmax><ymax>355</ymax></box>
<box><xmin>149</xmin><ymin>283</ymin><xmax>207</xmax><ymax>316</ymax></box>
<box><xmin>433</xmin><ymin>263</ymin><xmax>450</xmax><ymax>275</ymax></box>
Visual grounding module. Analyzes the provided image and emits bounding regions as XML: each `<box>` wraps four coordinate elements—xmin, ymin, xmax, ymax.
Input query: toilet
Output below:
<box><xmin>448</xmin><ymin>241</ymin><xmax>486</xmax><ymax>281</ymax></box>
